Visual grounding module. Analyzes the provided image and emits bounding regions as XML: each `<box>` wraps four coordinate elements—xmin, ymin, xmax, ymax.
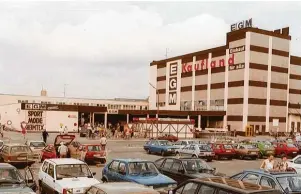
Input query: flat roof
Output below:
<box><xmin>47</xmin><ymin>158</ymin><xmax>85</xmax><ymax>165</ymax></box>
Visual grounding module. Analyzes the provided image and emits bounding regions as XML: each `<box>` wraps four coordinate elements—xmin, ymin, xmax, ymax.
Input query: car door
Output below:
<box><xmin>188</xmin><ymin>145</ymin><xmax>196</xmax><ymax>157</ymax></box>
<box><xmin>39</xmin><ymin>161</ymin><xmax>51</xmax><ymax>194</ymax></box>
<box><xmin>290</xmin><ymin>156</ymin><xmax>301</xmax><ymax>173</ymax></box>
<box><xmin>241</xmin><ymin>173</ymin><xmax>260</xmax><ymax>185</ymax></box>
<box><xmin>115</xmin><ymin>162</ymin><xmax>127</xmax><ymax>182</ymax></box>
<box><xmin>43</xmin><ymin>162</ymin><xmax>56</xmax><ymax>194</ymax></box>
<box><xmin>259</xmin><ymin>176</ymin><xmax>279</xmax><ymax>190</ymax></box>
<box><xmin>106</xmin><ymin>160</ymin><xmax>120</xmax><ymax>181</ymax></box>
<box><xmin>160</xmin><ymin>158</ymin><xmax>174</xmax><ymax>177</ymax></box>
<box><xmin>169</xmin><ymin>159</ymin><xmax>187</xmax><ymax>184</ymax></box>
<box><xmin>23</xmin><ymin>167</ymin><xmax>37</xmax><ymax>192</ymax></box>
<box><xmin>180</xmin><ymin>145</ymin><xmax>190</xmax><ymax>156</ymax></box>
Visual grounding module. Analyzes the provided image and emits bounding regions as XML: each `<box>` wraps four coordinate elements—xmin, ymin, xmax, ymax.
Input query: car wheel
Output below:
<box><xmin>251</xmin><ymin>156</ymin><xmax>257</xmax><ymax>160</ymax></box>
<box><xmin>192</xmin><ymin>154</ymin><xmax>197</xmax><ymax>158</ymax></box>
<box><xmin>161</xmin><ymin>150</ymin><xmax>165</xmax><ymax>156</ymax></box>
<box><xmin>101</xmin><ymin>177</ymin><xmax>108</xmax><ymax>182</ymax></box>
<box><xmin>258</xmin><ymin>152</ymin><xmax>263</xmax><ymax>159</ymax></box>
<box><xmin>39</xmin><ymin>181</ymin><xmax>45</xmax><ymax>194</ymax></box>
<box><xmin>147</xmin><ymin>149</ymin><xmax>151</xmax><ymax>154</ymax></box>
<box><xmin>228</xmin><ymin>156</ymin><xmax>232</xmax><ymax>160</ymax></box>
<box><xmin>239</xmin><ymin>155</ymin><xmax>244</xmax><ymax>160</ymax></box>
<box><xmin>100</xmin><ymin>159</ymin><xmax>106</xmax><ymax>164</ymax></box>
<box><xmin>176</xmin><ymin>152</ymin><xmax>180</xmax><ymax>157</ymax></box>
<box><xmin>207</xmin><ymin>158</ymin><xmax>212</xmax><ymax>162</ymax></box>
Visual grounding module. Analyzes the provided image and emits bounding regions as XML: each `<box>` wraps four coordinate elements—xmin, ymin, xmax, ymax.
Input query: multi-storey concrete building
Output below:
<box><xmin>149</xmin><ymin>25</ymin><xmax>301</xmax><ymax>135</ymax></box>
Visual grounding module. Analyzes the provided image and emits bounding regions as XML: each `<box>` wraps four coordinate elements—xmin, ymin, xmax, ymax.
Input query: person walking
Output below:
<box><xmin>100</xmin><ymin>135</ymin><xmax>107</xmax><ymax>150</ymax></box>
<box><xmin>0</xmin><ymin>123</ymin><xmax>3</xmax><ymax>138</ymax></box>
<box><xmin>58</xmin><ymin>142</ymin><xmax>68</xmax><ymax>158</ymax></box>
<box><xmin>260</xmin><ymin>155</ymin><xmax>275</xmax><ymax>171</ymax></box>
<box><xmin>42</xmin><ymin>129</ymin><xmax>49</xmax><ymax>143</ymax></box>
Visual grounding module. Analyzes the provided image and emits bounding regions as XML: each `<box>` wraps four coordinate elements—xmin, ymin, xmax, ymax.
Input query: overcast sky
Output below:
<box><xmin>0</xmin><ymin>1</ymin><xmax>300</xmax><ymax>99</ymax></box>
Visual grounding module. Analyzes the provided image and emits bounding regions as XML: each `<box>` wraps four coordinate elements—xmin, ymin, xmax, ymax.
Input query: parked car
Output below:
<box><xmin>255</xmin><ymin>142</ymin><xmax>275</xmax><ymax>158</ymax></box>
<box><xmin>231</xmin><ymin>169</ymin><xmax>301</xmax><ymax>193</ymax></box>
<box><xmin>173</xmin><ymin>140</ymin><xmax>195</xmax><ymax>149</ymax></box>
<box><xmin>40</xmin><ymin>144</ymin><xmax>57</xmax><ymax>161</ymax></box>
<box><xmin>80</xmin><ymin>144</ymin><xmax>106</xmax><ymax>164</ymax></box>
<box><xmin>273</xmin><ymin>142</ymin><xmax>299</xmax><ymax>158</ymax></box>
<box><xmin>210</xmin><ymin>143</ymin><xmax>236</xmax><ymax>160</ymax></box>
<box><xmin>234</xmin><ymin>144</ymin><xmax>259</xmax><ymax>160</ymax></box>
<box><xmin>25</xmin><ymin>140</ymin><xmax>46</xmax><ymax>152</ymax></box>
<box><xmin>158</xmin><ymin>134</ymin><xmax>179</xmax><ymax>142</ymax></box>
<box><xmin>287</xmin><ymin>155</ymin><xmax>301</xmax><ymax>174</ymax></box>
<box><xmin>0</xmin><ymin>163</ymin><xmax>37</xmax><ymax>193</ymax></box>
<box><xmin>144</xmin><ymin>140</ymin><xmax>177</xmax><ymax>156</ymax></box>
<box><xmin>102</xmin><ymin>159</ymin><xmax>177</xmax><ymax>192</ymax></box>
<box><xmin>39</xmin><ymin>158</ymin><xmax>99</xmax><ymax>194</ymax></box>
<box><xmin>80</xmin><ymin>127</ymin><xmax>89</xmax><ymax>137</ymax></box>
<box><xmin>84</xmin><ymin>182</ymin><xmax>161</xmax><ymax>194</ymax></box>
<box><xmin>0</xmin><ymin>144</ymin><xmax>40</xmax><ymax>166</ymax></box>
<box><xmin>175</xmin><ymin>144</ymin><xmax>215</xmax><ymax>162</ymax></box>
<box><xmin>167</xmin><ymin>177</ymin><xmax>281</xmax><ymax>194</ymax></box>
<box><xmin>154</xmin><ymin>157</ymin><xmax>225</xmax><ymax>184</ymax></box>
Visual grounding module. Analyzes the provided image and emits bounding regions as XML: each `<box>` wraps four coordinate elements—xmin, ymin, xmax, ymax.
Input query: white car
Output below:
<box><xmin>25</xmin><ymin>140</ymin><xmax>46</xmax><ymax>152</ymax></box>
<box><xmin>287</xmin><ymin>155</ymin><xmax>301</xmax><ymax>173</ymax></box>
<box><xmin>38</xmin><ymin>158</ymin><xmax>100</xmax><ymax>194</ymax></box>
<box><xmin>172</xmin><ymin>140</ymin><xmax>195</xmax><ymax>149</ymax></box>
<box><xmin>175</xmin><ymin>144</ymin><xmax>215</xmax><ymax>162</ymax></box>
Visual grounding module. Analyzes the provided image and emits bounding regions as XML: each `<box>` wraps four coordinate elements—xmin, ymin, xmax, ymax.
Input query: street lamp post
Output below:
<box><xmin>149</xmin><ymin>83</ymin><xmax>159</xmax><ymax>137</ymax></box>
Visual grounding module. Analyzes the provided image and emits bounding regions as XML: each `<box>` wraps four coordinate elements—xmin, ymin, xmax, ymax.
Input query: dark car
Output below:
<box><xmin>154</xmin><ymin>157</ymin><xmax>225</xmax><ymax>184</ymax></box>
<box><xmin>230</xmin><ymin>169</ymin><xmax>301</xmax><ymax>193</ymax></box>
<box><xmin>167</xmin><ymin>177</ymin><xmax>281</xmax><ymax>194</ymax></box>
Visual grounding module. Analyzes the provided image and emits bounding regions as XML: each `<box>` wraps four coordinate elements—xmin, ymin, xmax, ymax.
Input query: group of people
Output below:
<box><xmin>260</xmin><ymin>155</ymin><xmax>290</xmax><ymax>172</ymax></box>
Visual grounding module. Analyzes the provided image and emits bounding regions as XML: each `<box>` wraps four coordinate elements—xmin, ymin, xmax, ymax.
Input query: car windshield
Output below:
<box><xmin>10</xmin><ymin>146</ymin><xmax>31</xmax><ymax>153</ymax></box>
<box><xmin>243</xmin><ymin>144</ymin><xmax>255</xmax><ymax>149</ymax></box>
<box><xmin>199</xmin><ymin>145</ymin><xmax>212</xmax><ymax>151</ymax></box>
<box><xmin>277</xmin><ymin>176</ymin><xmax>301</xmax><ymax>192</ymax></box>
<box><xmin>56</xmin><ymin>164</ymin><xmax>92</xmax><ymax>179</ymax></box>
<box><xmin>128</xmin><ymin>162</ymin><xmax>159</xmax><ymax>176</ymax></box>
<box><xmin>183</xmin><ymin>159</ymin><xmax>213</xmax><ymax>173</ymax></box>
<box><xmin>0</xmin><ymin>168</ymin><xmax>24</xmax><ymax>183</ymax></box>
<box><xmin>287</xmin><ymin>144</ymin><xmax>296</xmax><ymax>148</ymax></box>
<box><xmin>30</xmin><ymin>142</ymin><xmax>46</xmax><ymax>147</ymax></box>
<box><xmin>87</xmin><ymin>145</ymin><xmax>101</xmax><ymax>151</ymax></box>
<box><xmin>159</xmin><ymin>141</ymin><xmax>172</xmax><ymax>146</ymax></box>
<box><xmin>224</xmin><ymin>145</ymin><xmax>233</xmax><ymax>149</ymax></box>
<box><xmin>188</xmin><ymin>141</ymin><xmax>194</xmax><ymax>145</ymax></box>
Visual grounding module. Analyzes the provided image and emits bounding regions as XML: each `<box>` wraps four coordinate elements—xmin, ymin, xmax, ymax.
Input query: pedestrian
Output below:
<box><xmin>100</xmin><ymin>134</ymin><xmax>107</xmax><ymax>150</ymax></box>
<box><xmin>42</xmin><ymin>129</ymin><xmax>49</xmax><ymax>143</ymax></box>
<box><xmin>63</xmin><ymin>126</ymin><xmax>68</xmax><ymax>135</ymax></box>
<box><xmin>276</xmin><ymin>156</ymin><xmax>289</xmax><ymax>171</ymax></box>
<box><xmin>0</xmin><ymin>123</ymin><xmax>3</xmax><ymax>138</ymax></box>
<box><xmin>21</xmin><ymin>126</ymin><xmax>26</xmax><ymax>140</ymax></box>
<box><xmin>260</xmin><ymin>154</ymin><xmax>275</xmax><ymax>171</ymax></box>
<box><xmin>58</xmin><ymin>142</ymin><xmax>68</xmax><ymax>158</ymax></box>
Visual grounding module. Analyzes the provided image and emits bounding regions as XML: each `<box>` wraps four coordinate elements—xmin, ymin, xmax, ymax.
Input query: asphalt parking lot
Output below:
<box><xmin>1</xmin><ymin>131</ymin><xmax>284</xmax><ymax>192</ymax></box>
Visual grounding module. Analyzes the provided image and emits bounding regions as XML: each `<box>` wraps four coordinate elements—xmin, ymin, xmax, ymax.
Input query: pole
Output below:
<box><xmin>157</xmin><ymin>90</ymin><xmax>159</xmax><ymax>138</ymax></box>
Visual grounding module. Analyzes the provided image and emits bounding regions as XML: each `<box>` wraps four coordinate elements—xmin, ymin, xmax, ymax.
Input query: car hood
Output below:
<box><xmin>57</xmin><ymin>177</ymin><xmax>100</xmax><ymax>189</ymax></box>
<box><xmin>129</xmin><ymin>174</ymin><xmax>176</xmax><ymax>186</ymax></box>
<box><xmin>0</xmin><ymin>184</ymin><xmax>34</xmax><ymax>193</ymax></box>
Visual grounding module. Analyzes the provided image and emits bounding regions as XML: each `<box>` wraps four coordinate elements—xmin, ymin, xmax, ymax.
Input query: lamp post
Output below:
<box><xmin>149</xmin><ymin>83</ymin><xmax>159</xmax><ymax>137</ymax></box>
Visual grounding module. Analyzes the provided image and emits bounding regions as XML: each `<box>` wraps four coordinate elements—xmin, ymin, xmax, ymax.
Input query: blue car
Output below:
<box><xmin>144</xmin><ymin>140</ymin><xmax>177</xmax><ymax>156</ymax></box>
<box><xmin>102</xmin><ymin>159</ymin><xmax>177</xmax><ymax>192</ymax></box>
<box><xmin>231</xmin><ymin>169</ymin><xmax>301</xmax><ymax>194</ymax></box>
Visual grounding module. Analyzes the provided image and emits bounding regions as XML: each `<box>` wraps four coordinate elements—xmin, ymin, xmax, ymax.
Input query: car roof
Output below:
<box><xmin>241</xmin><ymin>169</ymin><xmax>298</xmax><ymax>177</ymax></box>
<box><xmin>92</xmin><ymin>182</ymin><xmax>159</xmax><ymax>194</ymax></box>
<box><xmin>0</xmin><ymin>163</ymin><xmax>16</xmax><ymax>169</ymax></box>
<box><xmin>46</xmin><ymin>158</ymin><xmax>86</xmax><ymax>165</ymax></box>
<box><xmin>27</xmin><ymin>140</ymin><xmax>45</xmax><ymax>143</ymax></box>
<box><xmin>192</xmin><ymin>177</ymin><xmax>279</xmax><ymax>193</ymax></box>
<box><xmin>113</xmin><ymin>158</ymin><xmax>150</xmax><ymax>163</ymax></box>
<box><xmin>3</xmin><ymin>143</ymin><xmax>28</xmax><ymax>147</ymax></box>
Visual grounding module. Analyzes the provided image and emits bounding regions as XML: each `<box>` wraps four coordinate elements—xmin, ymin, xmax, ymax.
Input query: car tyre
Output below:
<box><xmin>100</xmin><ymin>159</ymin><xmax>106</xmax><ymax>164</ymax></box>
<box><xmin>102</xmin><ymin>177</ymin><xmax>108</xmax><ymax>183</ymax></box>
<box><xmin>280</xmin><ymin>152</ymin><xmax>286</xmax><ymax>158</ymax></box>
<box><xmin>192</xmin><ymin>154</ymin><xmax>197</xmax><ymax>158</ymax></box>
<box><xmin>161</xmin><ymin>150</ymin><xmax>165</xmax><ymax>156</ymax></box>
<box><xmin>147</xmin><ymin>149</ymin><xmax>151</xmax><ymax>154</ymax></box>
<box><xmin>207</xmin><ymin>158</ymin><xmax>212</xmax><ymax>162</ymax></box>
<box><xmin>251</xmin><ymin>156</ymin><xmax>257</xmax><ymax>160</ymax></box>
<box><xmin>175</xmin><ymin>152</ymin><xmax>180</xmax><ymax>157</ymax></box>
<box><xmin>258</xmin><ymin>152</ymin><xmax>263</xmax><ymax>159</ymax></box>
<box><xmin>228</xmin><ymin>156</ymin><xmax>232</xmax><ymax>160</ymax></box>
<box><xmin>39</xmin><ymin>181</ymin><xmax>45</xmax><ymax>194</ymax></box>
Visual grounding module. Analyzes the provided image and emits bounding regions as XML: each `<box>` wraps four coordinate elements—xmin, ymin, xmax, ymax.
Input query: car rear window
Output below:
<box><xmin>224</xmin><ymin>145</ymin><xmax>232</xmax><ymax>149</ymax></box>
<box><xmin>11</xmin><ymin>146</ymin><xmax>31</xmax><ymax>153</ymax></box>
<box><xmin>287</xmin><ymin>144</ymin><xmax>296</xmax><ymax>148</ymax></box>
<box><xmin>87</xmin><ymin>145</ymin><xmax>101</xmax><ymax>151</ymax></box>
<box><xmin>30</xmin><ymin>142</ymin><xmax>46</xmax><ymax>147</ymax></box>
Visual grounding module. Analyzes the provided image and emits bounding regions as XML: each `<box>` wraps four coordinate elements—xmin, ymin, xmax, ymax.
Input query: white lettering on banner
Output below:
<box><xmin>229</xmin><ymin>46</ymin><xmax>245</xmax><ymax>54</ymax></box>
<box><xmin>26</xmin><ymin>110</ymin><xmax>46</xmax><ymax>131</ymax></box>
<box><xmin>169</xmin><ymin>63</ymin><xmax>178</xmax><ymax>105</ymax></box>
<box><xmin>229</xmin><ymin>63</ymin><xmax>245</xmax><ymax>71</ymax></box>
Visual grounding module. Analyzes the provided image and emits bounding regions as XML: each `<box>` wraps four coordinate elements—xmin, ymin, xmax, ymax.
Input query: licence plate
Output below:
<box><xmin>74</xmin><ymin>188</ymin><xmax>83</xmax><ymax>193</ymax></box>
<box><xmin>293</xmin><ymin>152</ymin><xmax>297</xmax><ymax>154</ymax></box>
<box><xmin>251</xmin><ymin>152</ymin><xmax>256</xmax><ymax>154</ymax></box>
<box><xmin>94</xmin><ymin>154</ymin><xmax>101</xmax><ymax>157</ymax></box>
<box><xmin>18</xmin><ymin>157</ymin><xmax>26</xmax><ymax>160</ymax></box>
<box><xmin>226</xmin><ymin>150</ymin><xmax>231</xmax><ymax>152</ymax></box>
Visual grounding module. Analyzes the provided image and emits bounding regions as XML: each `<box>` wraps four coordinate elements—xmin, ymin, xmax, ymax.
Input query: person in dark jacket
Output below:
<box><xmin>42</xmin><ymin>129</ymin><xmax>49</xmax><ymax>143</ymax></box>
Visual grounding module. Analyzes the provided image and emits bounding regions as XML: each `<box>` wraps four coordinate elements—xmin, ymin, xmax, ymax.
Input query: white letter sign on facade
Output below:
<box><xmin>169</xmin><ymin>62</ymin><xmax>178</xmax><ymax>105</ymax></box>
<box><xmin>230</xmin><ymin>18</ymin><xmax>252</xmax><ymax>32</ymax></box>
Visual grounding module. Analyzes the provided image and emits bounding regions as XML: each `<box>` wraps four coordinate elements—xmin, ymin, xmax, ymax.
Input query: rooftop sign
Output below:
<box><xmin>230</xmin><ymin>18</ymin><xmax>252</xmax><ymax>32</ymax></box>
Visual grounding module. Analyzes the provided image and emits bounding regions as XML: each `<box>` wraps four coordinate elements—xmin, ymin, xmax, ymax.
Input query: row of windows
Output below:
<box><xmin>17</xmin><ymin>100</ymin><xmax>148</xmax><ymax>110</ymax></box>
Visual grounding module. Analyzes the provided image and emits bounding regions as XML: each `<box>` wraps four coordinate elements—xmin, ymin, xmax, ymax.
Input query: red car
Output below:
<box><xmin>157</xmin><ymin>134</ymin><xmax>179</xmax><ymax>142</ymax></box>
<box><xmin>210</xmin><ymin>143</ymin><xmax>236</xmax><ymax>160</ymax></box>
<box><xmin>41</xmin><ymin>144</ymin><xmax>57</xmax><ymax>161</ymax></box>
<box><xmin>80</xmin><ymin>144</ymin><xmax>106</xmax><ymax>164</ymax></box>
<box><xmin>273</xmin><ymin>142</ymin><xmax>299</xmax><ymax>158</ymax></box>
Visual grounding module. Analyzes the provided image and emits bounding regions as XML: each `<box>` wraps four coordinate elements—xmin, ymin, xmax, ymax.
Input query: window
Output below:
<box><xmin>118</xmin><ymin>162</ymin><xmax>126</xmax><ymax>174</ymax></box>
<box><xmin>11</xmin><ymin>146</ymin><xmax>31</xmax><ymax>153</ymax></box>
<box><xmin>171</xmin><ymin>160</ymin><xmax>182</xmax><ymax>172</ymax></box>
<box><xmin>56</xmin><ymin>164</ymin><xmax>92</xmax><ymax>179</ymax></box>
<box><xmin>42</xmin><ymin>162</ymin><xmax>49</xmax><ymax>173</ymax></box>
<box><xmin>242</xmin><ymin>173</ymin><xmax>259</xmax><ymax>184</ymax></box>
<box><xmin>162</xmin><ymin>159</ymin><xmax>174</xmax><ymax>170</ymax></box>
<box><xmin>260</xmin><ymin>176</ymin><xmax>277</xmax><ymax>188</ymax></box>
<box><xmin>198</xmin><ymin>185</ymin><xmax>215</xmax><ymax>194</ymax></box>
<box><xmin>182</xmin><ymin>182</ymin><xmax>199</xmax><ymax>194</ymax></box>
<box><xmin>231</xmin><ymin>173</ymin><xmax>243</xmax><ymax>180</ymax></box>
<box><xmin>189</xmin><ymin>145</ymin><xmax>195</xmax><ymax>150</ymax></box>
<box><xmin>48</xmin><ymin>164</ymin><xmax>54</xmax><ymax>178</ymax></box>
<box><xmin>2</xmin><ymin>146</ymin><xmax>9</xmax><ymax>154</ymax></box>
<box><xmin>294</xmin><ymin>157</ymin><xmax>301</xmax><ymax>164</ymax></box>
<box><xmin>182</xmin><ymin>141</ymin><xmax>188</xmax><ymax>145</ymax></box>
<box><xmin>155</xmin><ymin>158</ymin><xmax>165</xmax><ymax>167</ymax></box>
<box><xmin>109</xmin><ymin>161</ymin><xmax>119</xmax><ymax>172</ymax></box>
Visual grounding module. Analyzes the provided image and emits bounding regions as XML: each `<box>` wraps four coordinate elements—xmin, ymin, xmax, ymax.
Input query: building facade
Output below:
<box><xmin>149</xmin><ymin>26</ymin><xmax>301</xmax><ymax>135</ymax></box>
